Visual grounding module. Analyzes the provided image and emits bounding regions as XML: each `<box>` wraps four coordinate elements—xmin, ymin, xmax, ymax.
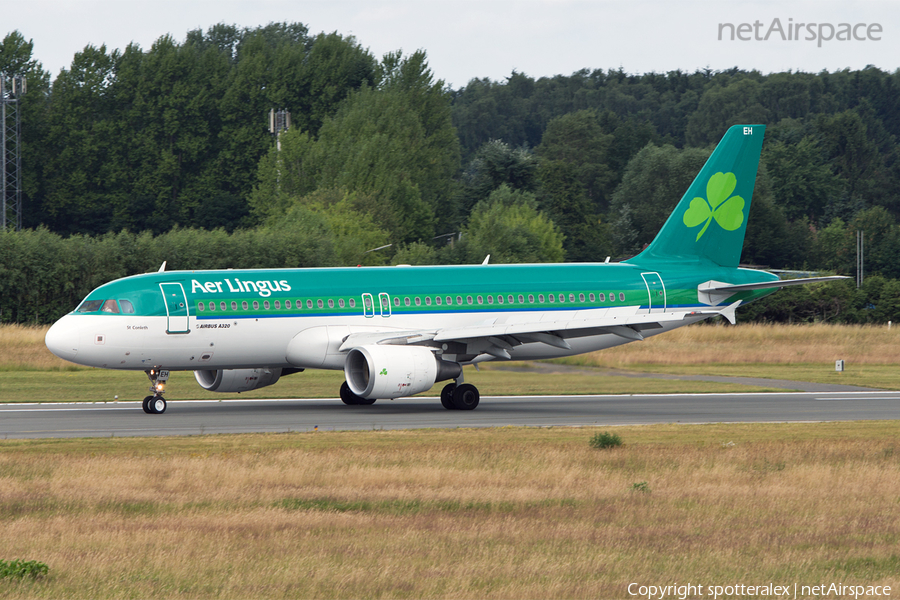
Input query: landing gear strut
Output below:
<box><xmin>143</xmin><ymin>369</ymin><xmax>169</xmax><ymax>414</ymax></box>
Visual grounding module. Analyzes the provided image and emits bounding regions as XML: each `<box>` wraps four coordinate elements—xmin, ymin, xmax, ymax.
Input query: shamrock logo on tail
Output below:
<box><xmin>682</xmin><ymin>172</ymin><xmax>745</xmax><ymax>241</ymax></box>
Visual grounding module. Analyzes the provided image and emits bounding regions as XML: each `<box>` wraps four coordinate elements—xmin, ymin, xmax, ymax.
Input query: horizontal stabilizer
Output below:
<box><xmin>699</xmin><ymin>276</ymin><xmax>848</xmax><ymax>305</ymax></box>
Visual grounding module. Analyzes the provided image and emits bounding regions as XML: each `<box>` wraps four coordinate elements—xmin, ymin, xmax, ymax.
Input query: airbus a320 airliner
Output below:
<box><xmin>45</xmin><ymin>124</ymin><xmax>842</xmax><ymax>414</ymax></box>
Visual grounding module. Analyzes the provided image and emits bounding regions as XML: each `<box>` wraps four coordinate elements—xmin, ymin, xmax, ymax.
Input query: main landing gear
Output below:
<box><xmin>337</xmin><ymin>380</ymin><xmax>480</xmax><ymax>410</ymax></box>
<box><xmin>339</xmin><ymin>382</ymin><xmax>377</xmax><ymax>406</ymax></box>
<box><xmin>142</xmin><ymin>369</ymin><xmax>169</xmax><ymax>414</ymax></box>
<box><xmin>439</xmin><ymin>382</ymin><xmax>480</xmax><ymax>410</ymax></box>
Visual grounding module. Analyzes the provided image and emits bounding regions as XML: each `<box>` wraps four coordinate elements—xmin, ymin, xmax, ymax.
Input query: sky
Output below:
<box><xmin>3</xmin><ymin>0</ymin><xmax>898</xmax><ymax>88</ymax></box>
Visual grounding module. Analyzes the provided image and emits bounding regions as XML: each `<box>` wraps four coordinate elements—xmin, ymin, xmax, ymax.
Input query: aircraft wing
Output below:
<box><xmin>338</xmin><ymin>301</ymin><xmax>741</xmax><ymax>358</ymax></box>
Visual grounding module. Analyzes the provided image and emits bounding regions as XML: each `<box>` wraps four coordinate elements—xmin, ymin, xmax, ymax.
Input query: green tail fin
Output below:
<box><xmin>631</xmin><ymin>124</ymin><xmax>766</xmax><ymax>268</ymax></box>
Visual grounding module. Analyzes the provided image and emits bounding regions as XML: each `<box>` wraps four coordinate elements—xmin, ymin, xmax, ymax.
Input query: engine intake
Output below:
<box><xmin>344</xmin><ymin>345</ymin><xmax>461</xmax><ymax>399</ymax></box>
<box><xmin>194</xmin><ymin>368</ymin><xmax>283</xmax><ymax>393</ymax></box>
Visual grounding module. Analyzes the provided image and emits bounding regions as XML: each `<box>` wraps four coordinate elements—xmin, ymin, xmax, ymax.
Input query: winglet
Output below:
<box><xmin>482</xmin><ymin>254</ymin><xmax>491</xmax><ymax>265</ymax></box>
<box><xmin>158</xmin><ymin>261</ymin><xmax>167</xmax><ymax>272</ymax></box>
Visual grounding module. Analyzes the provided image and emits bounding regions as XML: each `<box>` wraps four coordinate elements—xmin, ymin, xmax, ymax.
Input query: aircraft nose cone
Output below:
<box><xmin>45</xmin><ymin>318</ymin><xmax>79</xmax><ymax>361</ymax></box>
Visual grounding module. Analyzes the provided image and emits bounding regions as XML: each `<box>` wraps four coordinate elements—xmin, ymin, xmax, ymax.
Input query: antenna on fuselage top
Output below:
<box><xmin>158</xmin><ymin>261</ymin><xmax>167</xmax><ymax>272</ymax></box>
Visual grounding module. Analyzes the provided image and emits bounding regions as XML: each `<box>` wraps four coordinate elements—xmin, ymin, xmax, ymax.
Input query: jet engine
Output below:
<box><xmin>194</xmin><ymin>368</ymin><xmax>283</xmax><ymax>393</ymax></box>
<box><xmin>344</xmin><ymin>345</ymin><xmax>461</xmax><ymax>400</ymax></box>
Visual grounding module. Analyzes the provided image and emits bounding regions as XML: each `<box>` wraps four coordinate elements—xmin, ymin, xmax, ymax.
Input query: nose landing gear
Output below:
<box><xmin>143</xmin><ymin>369</ymin><xmax>169</xmax><ymax>414</ymax></box>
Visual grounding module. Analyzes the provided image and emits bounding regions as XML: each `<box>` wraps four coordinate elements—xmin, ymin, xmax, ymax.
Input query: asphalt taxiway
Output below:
<box><xmin>1</xmin><ymin>391</ymin><xmax>898</xmax><ymax>439</ymax></box>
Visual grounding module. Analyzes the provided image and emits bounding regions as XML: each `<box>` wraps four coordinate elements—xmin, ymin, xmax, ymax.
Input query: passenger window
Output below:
<box><xmin>405</xmin><ymin>297</ymin><xmax>411</xmax><ymax>307</ymax></box>
<box><xmin>589</xmin><ymin>293</ymin><xmax>595</xmax><ymax>302</ymax></box>
<box><xmin>317</xmin><ymin>299</ymin><xmax>324</xmax><ymax>309</ymax></box>
<box><xmin>242</xmin><ymin>301</ymin><xmax>249</xmax><ymax>310</ymax></box>
<box><xmin>569</xmin><ymin>294</ymin><xmax>575</xmax><ymax>302</ymax></box>
<box><xmin>209</xmin><ymin>301</ymin><xmax>216</xmax><ymax>311</ymax></box>
<box><xmin>307</xmin><ymin>300</ymin><xmax>313</xmax><ymax>309</ymax></box>
<box><xmin>487</xmin><ymin>296</ymin><xmax>493</xmax><ymax>304</ymax></box>
<box><xmin>198</xmin><ymin>303</ymin><xmax>205</xmax><ymax>312</ymax></box>
<box><xmin>467</xmin><ymin>295</ymin><xmax>473</xmax><ymax>305</ymax></box>
<box><xmin>436</xmin><ymin>296</ymin><xmax>442</xmax><ymax>305</ymax></box>
<box><xmin>285</xmin><ymin>300</ymin><xmax>292</xmax><ymax>309</ymax></box>
<box><xmin>538</xmin><ymin>294</ymin><xmax>544</xmax><ymax>303</ymax></box>
<box><xmin>264</xmin><ymin>301</ymin><xmax>270</xmax><ymax>310</ymax></box>
<box><xmin>328</xmin><ymin>299</ymin><xmax>334</xmax><ymax>308</ymax></box>
<box><xmin>599</xmin><ymin>293</ymin><xmax>605</xmax><ymax>302</ymax></box>
<box><xmin>274</xmin><ymin>300</ymin><xmax>281</xmax><ymax>309</ymax></box>
<box><xmin>619</xmin><ymin>292</ymin><xmax>625</xmax><ymax>301</ymax></box>
<box><xmin>349</xmin><ymin>298</ymin><xmax>356</xmax><ymax>308</ymax></box>
<box><xmin>394</xmin><ymin>297</ymin><xmax>400</xmax><ymax>307</ymax></box>
<box><xmin>101</xmin><ymin>299</ymin><xmax>120</xmax><ymax>314</ymax></box>
<box><xmin>446</xmin><ymin>296</ymin><xmax>452</xmax><ymax>305</ymax></box>
<box><xmin>425</xmin><ymin>297</ymin><xmax>431</xmax><ymax>306</ymax></box>
<box><xmin>549</xmin><ymin>294</ymin><xmax>555</xmax><ymax>303</ymax></box>
<box><xmin>518</xmin><ymin>294</ymin><xmax>524</xmax><ymax>303</ymax></box>
<box><xmin>476</xmin><ymin>295</ymin><xmax>483</xmax><ymax>304</ymax></box>
<box><xmin>220</xmin><ymin>301</ymin><xmax>226</xmax><ymax>311</ymax></box>
<box><xmin>579</xmin><ymin>293</ymin><xmax>585</xmax><ymax>302</ymax></box>
<box><xmin>508</xmin><ymin>295</ymin><xmax>514</xmax><ymax>303</ymax></box>
<box><xmin>120</xmin><ymin>299</ymin><xmax>135</xmax><ymax>314</ymax></box>
<box><xmin>609</xmin><ymin>293</ymin><xmax>615</xmax><ymax>303</ymax></box>
<box><xmin>415</xmin><ymin>297</ymin><xmax>421</xmax><ymax>306</ymax></box>
<box><xmin>528</xmin><ymin>294</ymin><xmax>534</xmax><ymax>303</ymax></box>
<box><xmin>232</xmin><ymin>301</ymin><xmax>238</xmax><ymax>310</ymax></box>
<box><xmin>456</xmin><ymin>296</ymin><xmax>463</xmax><ymax>305</ymax></box>
<box><xmin>339</xmin><ymin>299</ymin><xmax>345</xmax><ymax>308</ymax></box>
<box><xmin>498</xmin><ymin>295</ymin><xmax>504</xmax><ymax>304</ymax></box>
<box><xmin>253</xmin><ymin>301</ymin><xmax>260</xmax><ymax>310</ymax></box>
<box><xmin>559</xmin><ymin>294</ymin><xmax>565</xmax><ymax>302</ymax></box>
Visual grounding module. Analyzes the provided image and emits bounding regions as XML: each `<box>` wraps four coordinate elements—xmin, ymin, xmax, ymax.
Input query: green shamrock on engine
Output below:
<box><xmin>682</xmin><ymin>172</ymin><xmax>745</xmax><ymax>241</ymax></box>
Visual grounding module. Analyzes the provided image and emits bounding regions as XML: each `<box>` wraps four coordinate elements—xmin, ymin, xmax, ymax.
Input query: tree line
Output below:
<box><xmin>2</xmin><ymin>24</ymin><xmax>900</xmax><ymax>324</ymax></box>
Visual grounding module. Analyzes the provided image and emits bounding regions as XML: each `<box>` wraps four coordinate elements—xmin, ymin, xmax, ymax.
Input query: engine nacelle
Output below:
<box><xmin>194</xmin><ymin>368</ymin><xmax>282</xmax><ymax>393</ymax></box>
<box><xmin>344</xmin><ymin>345</ymin><xmax>461</xmax><ymax>399</ymax></box>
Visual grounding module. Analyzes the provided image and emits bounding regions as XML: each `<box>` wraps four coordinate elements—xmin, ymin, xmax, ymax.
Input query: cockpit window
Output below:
<box><xmin>101</xmin><ymin>299</ymin><xmax>120</xmax><ymax>314</ymax></box>
<box><xmin>120</xmin><ymin>299</ymin><xmax>135</xmax><ymax>314</ymax></box>
<box><xmin>76</xmin><ymin>300</ymin><xmax>104</xmax><ymax>313</ymax></box>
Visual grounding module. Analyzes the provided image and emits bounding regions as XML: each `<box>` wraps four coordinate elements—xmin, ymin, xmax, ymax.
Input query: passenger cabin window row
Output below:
<box><xmin>195</xmin><ymin>291</ymin><xmax>629</xmax><ymax>313</ymax></box>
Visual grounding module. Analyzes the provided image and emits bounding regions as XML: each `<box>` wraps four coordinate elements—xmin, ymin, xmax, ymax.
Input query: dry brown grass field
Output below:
<box><xmin>1</xmin><ymin>424</ymin><xmax>899</xmax><ymax>598</ymax></box>
<box><xmin>0</xmin><ymin>325</ymin><xmax>76</xmax><ymax>371</ymax></box>
<box><xmin>568</xmin><ymin>322</ymin><xmax>900</xmax><ymax>366</ymax></box>
<box><xmin>5</xmin><ymin>323</ymin><xmax>897</xmax><ymax>372</ymax></box>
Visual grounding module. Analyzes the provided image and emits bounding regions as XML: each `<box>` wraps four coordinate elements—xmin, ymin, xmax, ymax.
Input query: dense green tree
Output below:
<box><xmin>685</xmin><ymin>77</ymin><xmax>769</xmax><ymax>146</ymax></box>
<box><xmin>391</xmin><ymin>241</ymin><xmax>439</xmax><ymax>265</ymax></box>
<box><xmin>535</xmin><ymin>110</ymin><xmax>614</xmax><ymax>210</ymax></box>
<box><xmin>458</xmin><ymin>139</ymin><xmax>538</xmax><ymax>214</ymax></box>
<box><xmin>252</xmin><ymin>50</ymin><xmax>459</xmax><ymax>244</ymax></box>
<box><xmin>763</xmin><ymin>135</ymin><xmax>840</xmax><ymax>223</ymax></box>
<box><xmin>609</xmin><ymin>143</ymin><xmax>710</xmax><ymax>252</ymax></box>
<box><xmin>455</xmin><ymin>185</ymin><xmax>564</xmax><ymax>264</ymax></box>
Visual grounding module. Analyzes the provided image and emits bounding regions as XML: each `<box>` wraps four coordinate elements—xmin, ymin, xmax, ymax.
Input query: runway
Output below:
<box><xmin>2</xmin><ymin>391</ymin><xmax>899</xmax><ymax>439</ymax></box>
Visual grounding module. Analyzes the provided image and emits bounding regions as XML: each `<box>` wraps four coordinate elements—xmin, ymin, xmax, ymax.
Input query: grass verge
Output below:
<box><xmin>1</xmin><ymin>423</ymin><xmax>899</xmax><ymax>598</ymax></box>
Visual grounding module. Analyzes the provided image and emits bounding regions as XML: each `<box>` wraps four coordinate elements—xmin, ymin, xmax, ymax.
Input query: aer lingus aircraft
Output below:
<box><xmin>45</xmin><ymin>124</ymin><xmax>843</xmax><ymax>414</ymax></box>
